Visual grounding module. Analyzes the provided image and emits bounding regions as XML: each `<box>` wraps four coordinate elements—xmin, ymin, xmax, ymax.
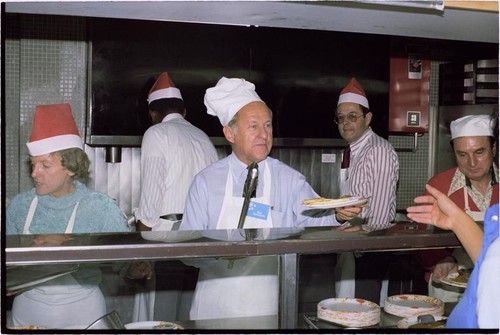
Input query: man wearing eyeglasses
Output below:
<box><xmin>333</xmin><ymin>78</ymin><xmax>400</xmax><ymax>305</ymax></box>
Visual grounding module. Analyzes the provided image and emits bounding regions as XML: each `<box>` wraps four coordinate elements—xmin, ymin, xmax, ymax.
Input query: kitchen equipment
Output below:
<box><xmin>125</xmin><ymin>321</ymin><xmax>183</xmax><ymax>330</ymax></box>
<box><xmin>440</xmin><ymin>268</ymin><xmax>470</xmax><ymax>288</ymax></box>
<box><xmin>85</xmin><ymin>310</ymin><xmax>125</xmax><ymax>330</ymax></box>
<box><xmin>317</xmin><ymin>298</ymin><xmax>380</xmax><ymax>328</ymax></box>
<box><xmin>398</xmin><ymin>314</ymin><xmax>447</xmax><ymax>329</ymax></box>
<box><xmin>384</xmin><ymin>294</ymin><xmax>444</xmax><ymax>318</ymax></box>
<box><xmin>160</xmin><ymin>213</ymin><xmax>183</xmax><ymax>230</ymax></box>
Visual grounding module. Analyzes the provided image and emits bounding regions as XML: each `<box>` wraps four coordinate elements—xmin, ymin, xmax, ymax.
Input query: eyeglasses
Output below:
<box><xmin>334</xmin><ymin>113</ymin><xmax>365</xmax><ymax>125</ymax></box>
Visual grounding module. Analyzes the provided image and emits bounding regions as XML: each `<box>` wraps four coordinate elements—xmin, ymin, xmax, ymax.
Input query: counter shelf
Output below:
<box><xmin>5</xmin><ymin>225</ymin><xmax>460</xmax><ymax>329</ymax></box>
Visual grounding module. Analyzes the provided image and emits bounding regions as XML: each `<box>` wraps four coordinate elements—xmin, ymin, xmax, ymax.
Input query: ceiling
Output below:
<box><xmin>4</xmin><ymin>1</ymin><xmax>499</xmax><ymax>43</ymax></box>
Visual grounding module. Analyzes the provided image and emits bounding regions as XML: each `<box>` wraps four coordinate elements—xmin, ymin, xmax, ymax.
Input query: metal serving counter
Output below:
<box><xmin>5</xmin><ymin>224</ymin><xmax>460</xmax><ymax>329</ymax></box>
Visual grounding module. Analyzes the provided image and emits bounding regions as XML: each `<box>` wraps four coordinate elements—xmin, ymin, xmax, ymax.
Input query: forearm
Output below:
<box><xmin>450</xmin><ymin>210</ymin><xmax>483</xmax><ymax>263</ymax></box>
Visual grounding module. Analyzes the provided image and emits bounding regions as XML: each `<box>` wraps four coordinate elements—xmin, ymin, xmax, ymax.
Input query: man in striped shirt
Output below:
<box><xmin>334</xmin><ymin>77</ymin><xmax>400</xmax><ymax>304</ymax></box>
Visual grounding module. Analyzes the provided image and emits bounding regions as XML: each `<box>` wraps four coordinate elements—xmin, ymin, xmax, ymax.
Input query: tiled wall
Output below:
<box><xmin>4</xmin><ymin>13</ymin><xmax>435</xmax><ymax>215</ymax></box>
<box><xmin>5</xmin><ymin>14</ymin><xmax>88</xmax><ymax>206</ymax></box>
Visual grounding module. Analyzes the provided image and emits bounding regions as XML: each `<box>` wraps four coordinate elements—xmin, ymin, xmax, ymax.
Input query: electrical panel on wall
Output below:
<box><xmin>388</xmin><ymin>48</ymin><xmax>430</xmax><ymax>134</ymax></box>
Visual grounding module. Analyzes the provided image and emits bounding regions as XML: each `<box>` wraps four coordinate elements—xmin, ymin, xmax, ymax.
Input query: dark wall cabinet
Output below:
<box><xmin>90</xmin><ymin>18</ymin><xmax>391</xmax><ymax>142</ymax></box>
<box><xmin>90</xmin><ymin>18</ymin><xmax>498</xmax><ymax>144</ymax></box>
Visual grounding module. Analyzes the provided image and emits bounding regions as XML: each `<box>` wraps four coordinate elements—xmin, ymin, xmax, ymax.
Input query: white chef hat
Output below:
<box><xmin>204</xmin><ymin>77</ymin><xmax>263</xmax><ymax>126</ymax></box>
<box><xmin>27</xmin><ymin>103</ymin><xmax>83</xmax><ymax>156</ymax></box>
<box><xmin>450</xmin><ymin>115</ymin><xmax>494</xmax><ymax>140</ymax></box>
<box><xmin>148</xmin><ymin>72</ymin><xmax>182</xmax><ymax>104</ymax></box>
<box><xmin>337</xmin><ymin>77</ymin><xmax>369</xmax><ymax>109</ymax></box>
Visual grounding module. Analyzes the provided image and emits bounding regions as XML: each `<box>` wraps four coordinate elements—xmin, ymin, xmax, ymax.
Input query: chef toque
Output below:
<box><xmin>337</xmin><ymin>77</ymin><xmax>369</xmax><ymax>109</ymax></box>
<box><xmin>148</xmin><ymin>72</ymin><xmax>183</xmax><ymax>104</ymax></box>
<box><xmin>27</xmin><ymin>103</ymin><xmax>83</xmax><ymax>156</ymax></box>
<box><xmin>450</xmin><ymin>114</ymin><xmax>494</xmax><ymax>140</ymax></box>
<box><xmin>204</xmin><ymin>77</ymin><xmax>263</xmax><ymax>126</ymax></box>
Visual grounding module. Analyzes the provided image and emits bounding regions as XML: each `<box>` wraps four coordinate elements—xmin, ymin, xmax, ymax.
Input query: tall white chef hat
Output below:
<box><xmin>204</xmin><ymin>77</ymin><xmax>263</xmax><ymax>126</ymax></box>
<box><xmin>148</xmin><ymin>72</ymin><xmax>182</xmax><ymax>104</ymax></box>
<box><xmin>450</xmin><ymin>115</ymin><xmax>494</xmax><ymax>140</ymax></box>
<box><xmin>27</xmin><ymin>103</ymin><xmax>83</xmax><ymax>156</ymax></box>
<box><xmin>337</xmin><ymin>77</ymin><xmax>369</xmax><ymax>109</ymax></box>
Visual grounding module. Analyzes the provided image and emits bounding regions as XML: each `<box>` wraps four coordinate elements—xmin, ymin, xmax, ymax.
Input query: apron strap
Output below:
<box><xmin>463</xmin><ymin>187</ymin><xmax>471</xmax><ymax>212</ymax></box>
<box><xmin>23</xmin><ymin>197</ymin><xmax>39</xmax><ymax>234</ymax></box>
<box><xmin>65</xmin><ymin>202</ymin><xmax>80</xmax><ymax>233</ymax></box>
<box><xmin>463</xmin><ymin>187</ymin><xmax>485</xmax><ymax>221</ymax></box>
<box><xmin>23</xmin><ymin>196</ymin><xmax>79</xmax><ymax>234</ymax></box>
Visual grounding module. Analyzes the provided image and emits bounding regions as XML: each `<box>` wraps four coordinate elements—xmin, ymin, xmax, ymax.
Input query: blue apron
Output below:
<box><xmin>446</xmin><ymin>204</ymin><xmax>499</xmax><ymax>328</ymax></box>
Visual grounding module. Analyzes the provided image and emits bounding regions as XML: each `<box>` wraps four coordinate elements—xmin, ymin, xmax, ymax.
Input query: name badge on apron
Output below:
<box><xmin>247</xmin><ymin>202</ymin><xmax>270</xmax><ymax>220</ymax></box>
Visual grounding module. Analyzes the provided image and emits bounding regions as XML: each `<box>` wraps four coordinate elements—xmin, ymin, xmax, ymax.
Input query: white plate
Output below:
<box><xmin>398</xmin><ymin>315</ymin><xmax>447</xmax><ymax>329</ymax></box>
<box><xmin>125</xmin><ymin>321</ymin><xmax>183</xmax><ymax>330</ymax></box>
<box><xmin>384</xmin><ymin>294</ymin><xmax>444</xmax><ymax>318</ymax></box>
<box><xmin>317</xmin><ymin>298</ymin><xmax>380</xmax><ymax>328</ymax></box>
<box><xmin>6</xmin><ymin>264</ymin><xmax>79</xmax><ymax>291</ymax></box>
<box><xmin>440</xmin><ymin>271</ymin><xmax>469</xmax><ymax>288</ymax></box>
<box><xmin>140</xmin><ymin>230</ymin><xmax>203</xmax><ymax>243</ymax></box>
<box><xmin>304</xmin><ymin>196</ymin><xmax>368</xmax><ymax>209</ymax></box>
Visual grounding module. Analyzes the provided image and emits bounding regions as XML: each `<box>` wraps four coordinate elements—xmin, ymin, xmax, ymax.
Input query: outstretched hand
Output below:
<box><xmin>406</xmin><ymin>184</ymin><xmax>468</xmax><ymax>231</ymax></box>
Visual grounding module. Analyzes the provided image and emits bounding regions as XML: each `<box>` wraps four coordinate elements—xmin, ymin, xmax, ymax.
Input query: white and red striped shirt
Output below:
<box><xmin>347</xmin><ymin>127</ymin><xmax>399</xmax><ymax>231</ymax></box>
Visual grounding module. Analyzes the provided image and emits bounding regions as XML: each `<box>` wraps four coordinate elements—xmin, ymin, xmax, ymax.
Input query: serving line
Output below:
<box><xmin>5</xmin><ymin>225</ymin><xmax>460</xmax><ymax>329</ymax></box>
<box><xmin>5</xmin><ymin>226</ymin><xmax>459</xmax><ymax>265</ymax></box>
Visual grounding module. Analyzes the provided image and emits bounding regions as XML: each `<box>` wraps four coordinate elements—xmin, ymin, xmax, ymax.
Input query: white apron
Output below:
<box><xmin>189</xmin><ymin>162</ymin><xmax>278</xmax><ymax>320</ymax></box>
<box><xmin>336</xmin><ymin>159</ymin><xmax>388</xmax><ymax>305</ymax></box>
<box><xmin>336</xmin><ymin>162</ymin><xmax>356</xmax><ymax>299</ymax></box>
<box><xmin>429</xmin><ymin>187</ymin><xmax>483</xmax><ymax>302</ymax></box>
<box><xmin>131</xmin><ymin>213</ymin><xmax>181</xmax><ymax>322</ymax></box>
<box><xmin>12</xmin><ymin>197</ymin><xmax>106</xmax><ymax>329</ymax></box>
<box><xmin>339</xmin><ymin>166</ymin><xmax>350</xmax><ymax>199</ymax></box>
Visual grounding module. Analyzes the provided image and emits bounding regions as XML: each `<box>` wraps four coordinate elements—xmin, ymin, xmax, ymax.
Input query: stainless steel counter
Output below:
<box><xmin>5</xmin><ymin>225</ymin><xmax>459</xmax><ymax>265</ymax></box>
<box><xmin>175</xmin><ymin>315</ymin><xmax>277</xmax><ymax>330</ymax></box>
<box><xmin>5</xmin><ymin>224</ymin><xmax>460</xmax><ymax>329</ymax></box>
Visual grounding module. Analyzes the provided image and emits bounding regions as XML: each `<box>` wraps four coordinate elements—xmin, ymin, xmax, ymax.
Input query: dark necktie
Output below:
<box><xmin>242</xmin><ymin>162</ymin><xmax>258</xmax><ymax>198</ymax></box>
<box><xmin>341</xmin><ymin>145</ymin><xmax>351</xmax><ymax>169</ymax></box>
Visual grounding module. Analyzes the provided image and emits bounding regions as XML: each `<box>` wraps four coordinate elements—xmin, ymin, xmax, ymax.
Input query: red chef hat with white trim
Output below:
<box><xmin>204</xmin><ymin>77</ymin><xmax>263</xmax><ymax>126</ymax></box>
<box><xmin>337</xmin><ymin>77</ymin><xmax>369</xmax><ymax>109</ymax></box>
<box><xmin>450</xmin><ymin>115</ymin><xmax>494</xmax><ymax>140</ymax></box>
<box><xmin>27</xmin><ymin>103</ymin><xmax>83</xmax><ymax>156</ymax></box>
<box><xmin>148</xmin><ymin>72</ymin><xmax>182</xmax><ymax>104</ymax></box>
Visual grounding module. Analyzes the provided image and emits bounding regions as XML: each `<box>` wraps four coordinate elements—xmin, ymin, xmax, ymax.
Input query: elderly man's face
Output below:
<box><xmin>453</xmin><ymin>136</ymin><xmax>496</xmax><ymax>182</ymax></box>
<box><xmin>224</xmin><ymin>101</ymin><xmax>273</xmax><ymax>165</ymax></box>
